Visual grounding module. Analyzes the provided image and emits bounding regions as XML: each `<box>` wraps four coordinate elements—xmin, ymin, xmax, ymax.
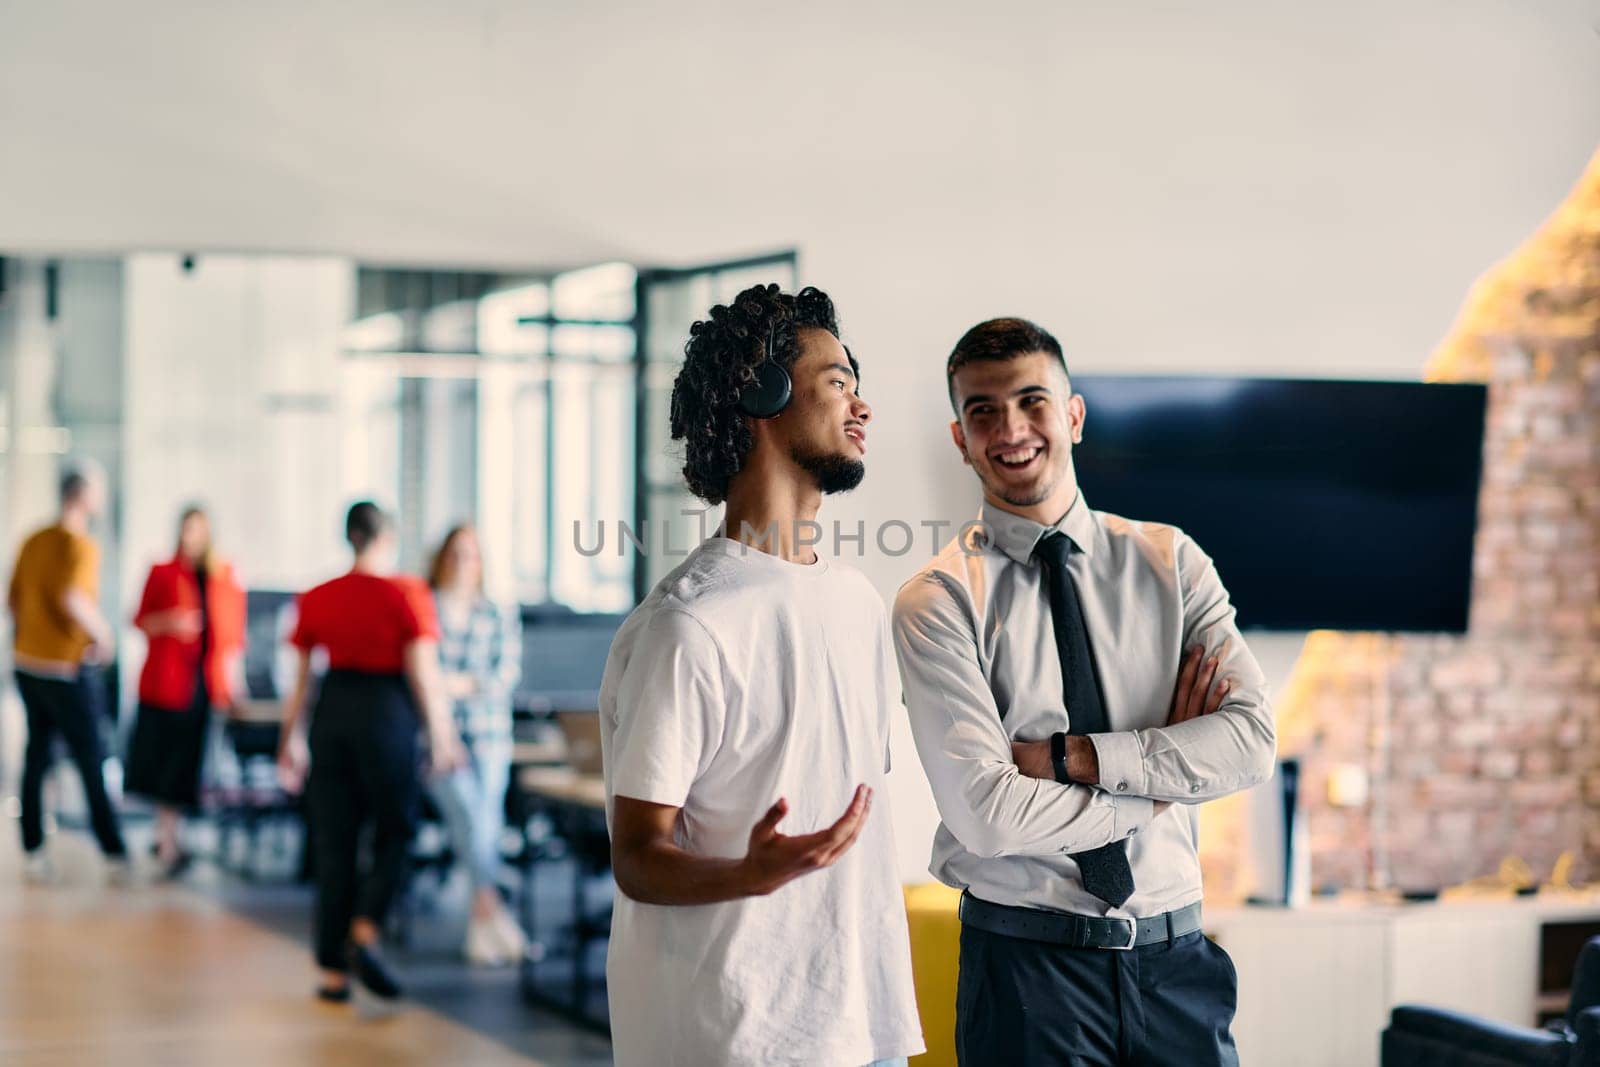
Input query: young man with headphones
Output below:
<box><xmin>598</xmin><ymin>284</ymin><xmax>924</xmax><ymax>1067</ymax></box>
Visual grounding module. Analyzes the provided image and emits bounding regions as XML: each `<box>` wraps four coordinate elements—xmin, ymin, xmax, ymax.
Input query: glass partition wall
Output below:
<box><xmin>0</xmin><ymin>250</ymin><xmax>797</xmax><ymax>630</ymax></box>
<box><xmin>341</xmin><ymin>264</ymin><xmax>640</xmax><ymax>611</ymax></box>
<box><xmin>344</xmin><ymin>251</ymin><xmax>796</xmax><ymax>611</ymax></box>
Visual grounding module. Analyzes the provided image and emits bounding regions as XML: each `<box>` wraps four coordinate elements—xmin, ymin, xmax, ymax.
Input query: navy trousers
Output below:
<box><xmin>956</xmin><ymin>922</ymin><xmax>1240</xmax><ymax>1066</ymax></box>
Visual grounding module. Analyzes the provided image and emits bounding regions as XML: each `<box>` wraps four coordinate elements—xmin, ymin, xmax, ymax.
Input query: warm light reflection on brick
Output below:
<box><xmin>1203</xmin><ymin>148</ymin><xmax>1600</xmax><ymax>902</ymax></box>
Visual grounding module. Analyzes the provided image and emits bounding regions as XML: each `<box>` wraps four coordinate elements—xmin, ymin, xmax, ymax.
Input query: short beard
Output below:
<box><xmin>981</xmin><ymin>459</ymin><xmax>1059</xmax><ymax>508</ymax></box>
<box><xmin>791</xmin><ymin>443</ymin><xmax>865</xmax><ymax>495</ymax></box>
<box><xmin>995</xmin><ymin>480</ymin><xmax>1053</xmax><ymax>507</ymax></box>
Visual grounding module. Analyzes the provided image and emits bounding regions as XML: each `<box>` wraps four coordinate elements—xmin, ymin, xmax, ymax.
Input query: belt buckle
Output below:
<box><xmin>1107</xmin><ymin>916</ymin><xmax>1137</xmax><ymax>951</ymax></box>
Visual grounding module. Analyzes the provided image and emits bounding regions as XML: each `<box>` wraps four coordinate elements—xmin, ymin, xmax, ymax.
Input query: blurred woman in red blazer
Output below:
<box><xmin>125</xmin><ymin>506</ymin><xmax>245</xmax><ymax>877</ymax></box>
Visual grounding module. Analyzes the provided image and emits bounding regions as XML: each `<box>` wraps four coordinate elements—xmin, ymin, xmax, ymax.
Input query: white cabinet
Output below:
<box><xmin>1206</xmin><ymin>897</ymin><xmax>1600</xmax><ymax>1067</ymax></box>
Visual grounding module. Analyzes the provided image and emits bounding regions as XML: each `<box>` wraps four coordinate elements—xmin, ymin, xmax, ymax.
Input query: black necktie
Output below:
<box><xmin>1035</xmin><ymin>530</ymin><xmax>1135</xmax><ymax>909</ymax></box>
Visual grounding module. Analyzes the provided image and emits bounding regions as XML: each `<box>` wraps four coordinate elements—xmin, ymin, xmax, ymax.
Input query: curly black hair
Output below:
<box><xmin>668</xmin><ymin>284</ymin><xmax>840</xmax><ymax>504</ymax></box>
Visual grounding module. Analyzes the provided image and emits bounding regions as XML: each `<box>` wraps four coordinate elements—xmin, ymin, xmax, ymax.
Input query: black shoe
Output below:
<box><xmin>315</xmin><ymin>984</ymin><xmax>351</xmax><ymax>1004</ymax></box>
<box><xmin>347</xmin><ymin>943</ymin><xmax>403</xmax><ymax>1000</ymax></box>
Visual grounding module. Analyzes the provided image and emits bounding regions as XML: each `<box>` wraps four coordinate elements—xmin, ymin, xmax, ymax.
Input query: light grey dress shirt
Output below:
<box><xmin>891</xmin><ymin>492</ymin><xmax>1276</xmax><ymax>919</ymax></box>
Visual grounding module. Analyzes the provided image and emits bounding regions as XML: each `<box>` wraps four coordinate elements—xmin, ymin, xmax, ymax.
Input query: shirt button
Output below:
<box><xmin>1116</xmin><ymin>781</ymin><xmax>1127</xmax><ymax>792</ymax></box>
<box><xmin>1191</xmin><ymin>783</ymin><xmax>1202</xmax><ymax>793</ymax></box>
<box><xmin>1128</xmin><ymin>827</ymin><xmax>1138</xmax><ymax>835</ymax></box>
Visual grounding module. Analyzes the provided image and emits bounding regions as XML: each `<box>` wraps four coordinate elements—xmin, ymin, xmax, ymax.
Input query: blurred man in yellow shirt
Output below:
<box><xmin>9</xmin><ymin>461</ymin><xmax>130</xmax><ymax>883</ymax></box>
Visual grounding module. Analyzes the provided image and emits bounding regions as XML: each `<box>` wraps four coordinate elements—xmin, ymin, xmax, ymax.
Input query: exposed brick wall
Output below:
<box><xmin>1203</xmin><ymin>148</ymin><xmax>1600</xmax><ymax>900</ymax></box>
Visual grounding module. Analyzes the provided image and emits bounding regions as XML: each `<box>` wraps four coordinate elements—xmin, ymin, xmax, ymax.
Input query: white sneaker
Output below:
<box><xmin>465</xmin><ymin>918</ymin><xmax>506</xmax><ymax>966</ymax></box>
<box><xmin>105</xmin><ymin>856</ymin><xmax>138</xmax><ymax>888</ymax></box>
<box><xmin>491</xmin><ymin>908</ymin><xmax>528</xmax><ymax>961</ymax></box>
<box><xmin>22</xmin><ymin>851</ymin><xmax>58</xmax><ymax>885</ymax></box>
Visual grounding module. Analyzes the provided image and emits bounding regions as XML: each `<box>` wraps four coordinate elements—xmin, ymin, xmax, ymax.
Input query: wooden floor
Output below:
<box><xmin>0</xmin><ymin>831</ymin><xmax>612</xmax><ymax>1067</ymax></box>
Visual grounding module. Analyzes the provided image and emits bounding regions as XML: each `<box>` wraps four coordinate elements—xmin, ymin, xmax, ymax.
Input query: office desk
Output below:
<box><xmin>515</xmin><ymin>766</ymin><xmax>611</xmax><ymax>1033</ymax></box>
<box><xmin>518</xmin><ymin>767</ymin><xmax>606</xmax><ymax>809</ymax></box>
<box><xmin>511</xmin><ymin>738</ymin><xmax>567</xmax><ymax>768</ymax></box>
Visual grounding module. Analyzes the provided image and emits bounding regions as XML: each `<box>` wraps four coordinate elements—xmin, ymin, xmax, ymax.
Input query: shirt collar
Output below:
<box><xmin>977</xmin><ymin>490</ymin><xmax>1100</xmax><ymax>565</ymax></box>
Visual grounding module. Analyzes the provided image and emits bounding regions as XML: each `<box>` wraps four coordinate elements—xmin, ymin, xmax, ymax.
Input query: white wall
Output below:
<box><xmin>121</xmin><ymin>253</ymin><xmax>354</xmax><ymax>605</ymax></box>
<box><xmin>3</xmin><ymin>0</ymin><xmax>1597</xmax><ymax>879</ymax></box>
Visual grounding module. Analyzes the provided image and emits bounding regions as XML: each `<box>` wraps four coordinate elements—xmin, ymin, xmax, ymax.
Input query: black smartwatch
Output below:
<box><xmin>1050</xmin><ymin>731</ymin><xmax>1070</xmax><ymax>784</ymax></box>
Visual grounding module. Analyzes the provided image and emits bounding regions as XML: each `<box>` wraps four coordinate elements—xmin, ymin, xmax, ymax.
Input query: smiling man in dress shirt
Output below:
<box><xmin>892</xmin><ymin>317</ymin><xmax>1276</xmax><ymax>1066</ymax></box>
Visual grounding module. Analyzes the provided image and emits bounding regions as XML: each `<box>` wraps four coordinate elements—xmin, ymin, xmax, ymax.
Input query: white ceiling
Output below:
<box><xmin>3</xmin><ymin>1</ymin><xmax>1597</xmax><ymax>275</ymax></box>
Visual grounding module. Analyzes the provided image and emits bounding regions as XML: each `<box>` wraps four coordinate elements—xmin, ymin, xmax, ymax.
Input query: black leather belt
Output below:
<box><xmin>959</xmin><ymin>892</ymin><xmax>1203</xmax><ymax>951</ymax></box>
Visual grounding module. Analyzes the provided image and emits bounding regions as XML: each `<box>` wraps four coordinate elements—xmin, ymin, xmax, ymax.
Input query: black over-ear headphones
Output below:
<box><xmin>737</xmin><ymin>320</ymin><xmax>792</xmax><ymax>419</ymax></box>
<box><xmin>736</xmin><ymin>318</ymin><xmax>861</xmax><ymax>420</ymax></box>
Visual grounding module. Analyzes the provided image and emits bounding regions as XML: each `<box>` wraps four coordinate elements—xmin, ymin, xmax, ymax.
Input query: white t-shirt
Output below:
<box><xmin>599</xmin><ymin>538</ymin><xmax>925</xmax><ymax>1067</ymax></box>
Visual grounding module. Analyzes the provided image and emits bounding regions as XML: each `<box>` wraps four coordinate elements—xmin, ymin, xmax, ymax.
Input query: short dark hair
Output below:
<box><xmin>669</xmin><ymin>283</ymin><xmax>840</xmax><ymax>505</ymax></box>
<box><xmin>945</xmin><ymin>317</ymin><xmax>1070</xmax><ymax>410</ymax></box>
<box><xmin>60</xmin><ymin>470</ymin><xmax>89</xmax><ymax>504</ymax></box>
<box><xmin>59</xmin><ymin>459</ymin><xmax>102</xmax><ymax>505</ymax></box>
<box><xmin>345</xmin><ymin>501</ymin><xmax>389</xmax><ymax>553</ymax></box>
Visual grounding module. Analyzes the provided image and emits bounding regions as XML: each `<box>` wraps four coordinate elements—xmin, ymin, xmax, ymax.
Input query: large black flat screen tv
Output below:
<box><xmin>1069</xmin><ymin>376</ymin><xmax>1487</xmax><ymax>632</ymax></box>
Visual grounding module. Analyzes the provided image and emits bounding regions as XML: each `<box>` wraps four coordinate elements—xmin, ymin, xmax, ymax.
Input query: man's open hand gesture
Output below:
<box><xmin>741</xmin><ymin>786</ymin><xmax>872</xmax><ymax>896</ymax></box>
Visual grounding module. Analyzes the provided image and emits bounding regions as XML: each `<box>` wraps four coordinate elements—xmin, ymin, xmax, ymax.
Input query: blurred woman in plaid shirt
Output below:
<box><xmin>427</xmin><ymin>524</ymin><xmax>525</xmax><ymax>965</ymax></box>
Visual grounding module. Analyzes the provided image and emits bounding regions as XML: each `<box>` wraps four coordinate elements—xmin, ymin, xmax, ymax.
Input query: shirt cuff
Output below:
<box><xmin>1090</xmin><ymin>731</ymin><xmax>1147</xmax><ymax>798</ymax></box>
<box><xmin>1112</xmin><ymin>794</ymin><xmax>1157</xmax><ymax>842</ymax></box>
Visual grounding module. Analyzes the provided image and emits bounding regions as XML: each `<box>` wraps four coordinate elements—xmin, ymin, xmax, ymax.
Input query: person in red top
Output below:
<box><xmin>125</xmin><ymin>506</ymin><xmax>246</xmax><ymax>878</ymax></box>
<box><xmin>276</xmin><ymin>501</ymin><xmax>464</xmax><ymax>1004</ymax></box>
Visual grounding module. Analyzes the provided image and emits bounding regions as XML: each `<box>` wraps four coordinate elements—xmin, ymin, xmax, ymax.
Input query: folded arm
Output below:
<box><xmin>892</xmin><ymin>574</ymin><xmax>1156</xmax><ymax>860</ymax></box>
<box><xmin>1087</xmin><ymin>533</ymin><xmax>1276</xmax><ymax>803</ymax></box>
<box><xmin>1012</xmin><ymin>644</ymin><xmax>1230</xmax><ymax>788</ymax></box>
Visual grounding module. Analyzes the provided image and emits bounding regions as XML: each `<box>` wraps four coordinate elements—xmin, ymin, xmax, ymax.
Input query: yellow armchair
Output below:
<box><xmin>903</xmin><ymin>882</ymin><xmax>963</xmax><ymax>1067</ymax></box>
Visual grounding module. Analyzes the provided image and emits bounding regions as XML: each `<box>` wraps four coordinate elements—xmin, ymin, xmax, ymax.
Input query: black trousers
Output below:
<box><xmin>956</xmin><ymin>921</ymin><xmax>1239</xmax><ymax>1067</ymax></box>
<box><xmin>305</xmin><ymin>670</ymin><xmax>420</xmax><ymax>972</ymax></box>
<box><xmin>16</xmin><ymin>669</ymin><xmax>127</xmax><ymax>857</ymax></box>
